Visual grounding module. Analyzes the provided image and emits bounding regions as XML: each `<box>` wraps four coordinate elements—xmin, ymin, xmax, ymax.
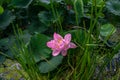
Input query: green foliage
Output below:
<box><xmin>38</xmin><ymin>55</ymin><xmax>63</xmax><ymax>73</ymax></box>
<box><xmin>29</xmin><ymin>33</ymin><xmax>51</xmax><ymax>63</ymax></box>
<box><xmin>64</xmin><ymin>29</ymin><xmax>87</xmax><ymax>45</ymax></box>
<box><xmin>27</xmin><ymin>21</ymin><xmax>49</xmax><ymax>34</ymax></box>
<box><xmin>74</xmin><ymin>0</ymin><xmax>84</xmax><ymax>17</ymax></box>
<box><xmin>38</xmin><ymin>0</ymin><xmax>63</xmax><ymax>9</ymax></box>
<box><xmin>114</xmin><ymin>42</ymin><xmax>120</xmax><ymax>53</ymax></box>
<box><xmin>106</xmin><ymin>0</ymin><xmax>120</xmax><ymax>16</ymax></box>
<box><xmin>39</xmin><ymin>0</ymin><xmax>63</xmax><ymax>4</ymax></box>
<box><xmin>89</xmin><ymin>0</ymin><xmax>104</xmax><ymax>7</ymax></box>
<box><xmin>100</xmin><ymin>24</ymin><xmax>116</xmax><ymax>37</ymax></box>
<box><xmin>0</xmin><ymin>38</ymin><xmax>9</xmax><ymax>50</ymax></box>
<box><xmin>0</xmin><ymin>6</ymin><xmax>4</xmax><ymax>14</ymax></box>
<box><xmin>0</xmin><ymin>10</ymin><xmax>15</xmax><ymax>30</ymax></box>
<box><xmin>37</xmin><ymin>0</ymin><xmax>50</xmax><ymax>9</ymax></box>
<box><xmin>10</xmin><ymin>0</ymin><xmax>33</xmax><ymax>8</ymax></box>
<box><xmin>0</xmin><ymin>54</ymin><xmax>5</xmax><ymax>64</ymax></box>
<box><xmin>1</xmin><ymin>0</ymin><xmax>120</xmax><ymax>79</ymax></box>
<box><xmin>73</xmin><ymin>0</ymin><xmax>84</xmax><ymax>25</ymax></box>
<box><xmin>0</xmin><ymin>38</ymin><xmax>13</xmax><ymax>64</ymax></box>
<box><xmin>38</xmin><ymin>11</ymin><xmax>54</xmax><ymax>27</ymax></box>
<box><xmin>12</xmin><ymin>28</ymin><xmax>64</xmax><ymax>75</ymax></box>
<box><xmin>99</xmin><ymin>24</ymin><xmax>116</xmax><ymax>47</ymax></box>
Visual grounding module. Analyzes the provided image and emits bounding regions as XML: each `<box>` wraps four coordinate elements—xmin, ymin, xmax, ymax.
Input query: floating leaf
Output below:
<box><xmin>0</xmin><ymin>10</ymin><xmax>15</xmax><ymax>30</ymax></box>
<box><xmin>29</xmin><ymin>33</ymin><xmax>51</xmax><ymax>62</ymax></box>
<box><xmin>106</xmin><ymin>0</ymin><xmax>120</xmax><ymax>16</ymax></box>
<box><xmin>38</xmin><ymin>55</ymin><xmax>63</xmax><ymax>73</ymax></box>
<box><xmin>10</xmin><ymin>0</ymin><xmax>33</xmax><ymax>8</ymax></box>
<box><xmin>100</xmin><ymin>24</ymin><xmax>116</xmax><ymax>37</ymax></box>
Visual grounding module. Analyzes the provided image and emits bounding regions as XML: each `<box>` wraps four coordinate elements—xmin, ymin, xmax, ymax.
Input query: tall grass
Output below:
<box><xmin>11</xmin><ymin>24</ymin><xmax>46</xmax><ymax>80</ymax></box>
<box><xmin>51</xmin><ymin>0</ymin><xmax>120</xmax><ymax>79</ymax></box>
<box><xmin>50</xmin><ymin>0</ymin><xmax>63</xmax><ymax>32</ymax></box>
<box><xmin>62</xmin><ymin>0</ymin><xmax>105</xmax><ymax>79</ymax></box>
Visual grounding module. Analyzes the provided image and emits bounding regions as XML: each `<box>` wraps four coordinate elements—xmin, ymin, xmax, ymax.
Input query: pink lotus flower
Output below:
<box><xmin>47</xmin><ymin>32</ymin><xmax>77</xmax><ymax>56</ymax></box>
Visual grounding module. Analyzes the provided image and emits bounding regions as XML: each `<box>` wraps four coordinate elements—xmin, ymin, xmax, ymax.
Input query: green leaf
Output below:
<box><xmin>74</xmin><ymin>0</ymin><xmax>84</xmax><ymax>17</ymax></box>
<box><xmin>0</xmin><ymin>55</ymin><xmax>5</xmax><ymax>65</ymax></box>
<box><xmin>0</xmin><ymin>38</ymin><xmax>9</xmax><ymax>50</ymax></box>
<box><xmin>10</xmin><ymin>0</ymin><xmax>33</xmax><ymax>8</ymax></box>
<box><xmin>100</xmin><ymin>24</ymin><xmax>116</xmax><ymax>37</ymax></box>
<box><xmin>106</xmin><ymin>0</ymin><xmax>120</xmax><ymax>16</ymax></box>
<box><xmin>39</xmin><ymin>0</ymin><xmax>50</xmax><ymax>5</ymax></box>
<box><xmin>0</xmin><ymin>6</ymin><xmax>4</xmax><ymax>14</ymax></box>
<box><xmin>38</xmin><ymin>0</ymin><xmax>50</xmax><ymax>9</ymax></box>
<box><xmin>89</xmin><ymin>0</ymin><xmax>104</xmax><ymax>7</ymax></box>
<box><xmin>38</xmin><ymin>11</ymin><xmax>53</xmax><ymax>27</ymax></box>
<box><xmin>19</xmin><ymin>30</ymin><xmax>31</xmax><ymax>44</ymax></box>
<box><xmin>0</xmin><ymin>10</ymin><xmax>15</xmax><ymax>30</ymax></box>
<box><xmin>114</xmin><ymin>42</ymin><xmax>120</xmax><ymax>53</ymax></box>
<box><xmin>38</xmin><ymin>0</ymin><xmax>63</xmax><ymax>9</ymax></box>
<box><xmin>0</xmin><ymin>38</ymin><xmax>14</xmax><ymax>58</ymax></box>
<box><xmin>29</xmin><ymin>33</ymin><xmax>51</xmax><ymax>62</ymax></box>
<box><xmin>28</xmin><ymin>21</ymin><xmax>49</xmax><ymax>34</ymax></box>
<box><xmin>0</xmin><ymin>38</ymin><xmax>13</xmax><ymax>64</ymax></box>
<box><xmin>64</xmin><ymin>29</ymin><xmax>87</xmax><ymax>45</ymax></box>
<box><xmin>39</xmin><ymin>0</ymin><xmax>63</xmax><ymax>4</ymax></box>
<box><xmin>38</xmin><ymin>55</ymin><xmax>63</xmax><ymax>73</ymax></box>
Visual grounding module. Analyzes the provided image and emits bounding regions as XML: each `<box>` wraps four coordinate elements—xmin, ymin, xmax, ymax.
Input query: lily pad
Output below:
<box><xmin>10</xmin><ymin>0</ymin><xmax>33</xmax><ymax>8</ymax></box>
<box><xmin>106</xmin><ymin>0</ymin><xmax>120</xmax><ymax>16</ymax></box>
<box><xmin>38</xmin><ymin>55</ymin><xmax>63</xmax><ymax>73</ymax></box>
<box><xmin>28</xmin><ymin>21</ymin><xmax>48</xmax><ymax>34</ymax></box>
<box><xmin>100</xmin><ymin>24</ymin><xmax>116</xmax><ymax>37</ymax></box>
<box><xmin>0</xmin><ymin>10</ymin><xmax>15</xmax><ymax>30</ymax></box>
<box><xmin>29</xmin><ymin>33</ymin><xmax>51</xmax><ymax>62</ymax></box>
